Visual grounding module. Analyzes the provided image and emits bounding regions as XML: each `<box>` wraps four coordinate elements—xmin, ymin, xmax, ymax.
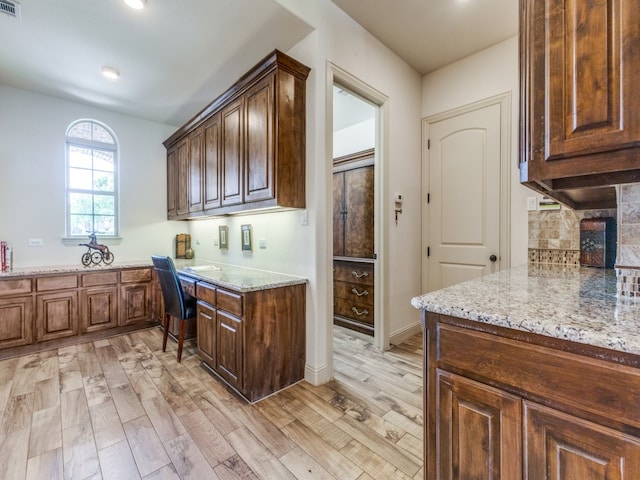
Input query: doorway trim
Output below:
<box><xmin>421</xmin><ymin>92</ymin><xmax>512</xmax><ymax>293</ymax></box>
<box><xmin>326</xmin><ymin>62</ymin><xmax>389</xmax><ymax>364</ymax></box>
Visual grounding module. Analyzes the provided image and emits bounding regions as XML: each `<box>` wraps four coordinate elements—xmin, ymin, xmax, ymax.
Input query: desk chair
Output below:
<box><xmin>151</xmin><ymin>255</ymin><xmax>196</xmax><ymax>362</ymax></box>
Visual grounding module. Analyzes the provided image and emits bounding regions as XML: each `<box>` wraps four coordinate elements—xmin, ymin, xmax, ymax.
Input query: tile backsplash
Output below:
<box><xmin>528</xmin><ymin>205</ymin><xmax>617</xmax><ymax>265</ymax></box>
<box><xmin>526</xmin><ymin>183</ymin><xmax>640</xmax><ymax>298</ymax></box>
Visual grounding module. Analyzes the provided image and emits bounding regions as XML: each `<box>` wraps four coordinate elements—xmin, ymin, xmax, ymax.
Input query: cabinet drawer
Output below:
<box><xmin>36</xmin><ymin>275</ymin><xmax>78</xmax><ymax>292</ymax></box>
<box><xmin>196</xmin><ymin>282</ymin><xmax>216</xmax><ymax>305</ymax></box>
<box><xmin>334</xmin><ymin>261</ymin><xmax>374</xmax><ymax>286</ymax></box>
<box><xmin>334</xmin><ymin>297</ymin><xmax>374</xmax><ymax>325</ymax></box>
<box><xmin>81</xmin><ymin>271</ymin><xmax>118</xmax><ymax>287</ymax></box>
<box><xmin>217</xmin><ymin>288</ymin><xmax>242</xmax><ymax>317</ymax></box>
<box><xmin>0</xmin><ymin>278</ymin><xmax>32</xmax><ymax>296</ymax></box>
<box><xmin>334</xmin><ymin>280</ymin><xmax>374</xmax><ymax>307</ymax></box>
<box><xmin>120</xmin><ymin>268</ymin><xmax>152</xmax><ymax>284</ymax></box>
<box><xmin>179</xmin><ymin>276</ymin><xmax>196</xmax><ymax>297</ymax></box>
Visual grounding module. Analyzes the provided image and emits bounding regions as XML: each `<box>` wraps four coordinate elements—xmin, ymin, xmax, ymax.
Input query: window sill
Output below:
<box><xmin>62</xmin><ymin>236</ymin><xmax>123</xmax><ymax>246</ymax></box>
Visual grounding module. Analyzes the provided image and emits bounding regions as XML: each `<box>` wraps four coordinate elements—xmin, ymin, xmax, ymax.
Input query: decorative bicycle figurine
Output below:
<box><xmin>79</xmin><ymin>233</ymin><xmax>114</xmax><ymax>266</ymax></box>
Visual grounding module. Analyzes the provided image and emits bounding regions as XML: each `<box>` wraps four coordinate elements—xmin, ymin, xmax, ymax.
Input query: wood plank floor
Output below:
<box><xmin>0</xmin><ymin>325</ymin><xmax>423</xmax><ymax>479</ymax></box>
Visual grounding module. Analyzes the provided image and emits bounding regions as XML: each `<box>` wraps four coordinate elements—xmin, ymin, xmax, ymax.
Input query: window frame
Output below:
<box><xmin>65</xmin><ymin>119</ymin><xmax>120</xmax><ymax>239</ymax></box>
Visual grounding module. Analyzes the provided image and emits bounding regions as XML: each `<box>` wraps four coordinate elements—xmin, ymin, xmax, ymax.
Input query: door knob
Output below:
<box><xmin>489</xmin><ymin>255</ymin><xmax>497</xmax><ymax>262</ymax></box>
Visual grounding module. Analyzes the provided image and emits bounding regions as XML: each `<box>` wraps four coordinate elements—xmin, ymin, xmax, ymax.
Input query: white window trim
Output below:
<box><xmin>65</xmin><ymin>120</ymin><xmax>120</xmax><ymax>239</ymax></box>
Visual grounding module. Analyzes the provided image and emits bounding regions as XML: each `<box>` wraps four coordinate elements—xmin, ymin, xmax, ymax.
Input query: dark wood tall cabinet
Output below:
<box><xmin>332</xmin><ymin>149</ymin><xmax>375</xmax><ymax>336</ymax></box>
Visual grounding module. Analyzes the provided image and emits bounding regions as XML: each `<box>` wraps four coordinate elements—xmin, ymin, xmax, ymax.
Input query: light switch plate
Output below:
<box><xmin>527</xmin><ymin>197</ymin><xmax>538</xmax><ymax>211</ymax></box>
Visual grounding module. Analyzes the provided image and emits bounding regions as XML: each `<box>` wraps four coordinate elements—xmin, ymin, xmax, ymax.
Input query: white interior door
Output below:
<box><xmin>424</xmin><ymin>100</ymin><xmax>504</xmax><ymax>292</ymax></box>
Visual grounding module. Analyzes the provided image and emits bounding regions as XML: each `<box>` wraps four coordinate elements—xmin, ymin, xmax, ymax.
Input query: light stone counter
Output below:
<box><xmin>178</xmin><ymin>262</ymin><xmax>307</xmax><ymax>293</ymax></box>
<box><xmin>0</xmin><ymin>260</ymin><xmax>307</xmax><ymax>293</ymax></box>
<box><xmin>0</xmin><ymin>261</ymin><xmax>153</xmax><ymax>277</ymax></box>
<box><xmin>411</xmin><ymin>264</ymin><xmax>640</xmax><ymax>356</ymax></box>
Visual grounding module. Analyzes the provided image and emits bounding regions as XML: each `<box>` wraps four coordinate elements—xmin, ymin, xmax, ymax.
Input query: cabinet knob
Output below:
<box><xmin>489</xmin><ymin>255</ymin><xmax>497</xmax><ymax>262</ymax></box>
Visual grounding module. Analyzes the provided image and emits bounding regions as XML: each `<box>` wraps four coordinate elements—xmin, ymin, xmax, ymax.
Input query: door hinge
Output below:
<box><xmin>427</xmin><ymin>246</ymin><xmax>430</xmax><ymax>257</ymax></box>
<box><xmin>427</xmin><ymin>193</ymin><xmax>430</xmax><ymax>204</ymax></box>
<box><xmin>427</xmin><ymin>139</ymin><xmax>430</xmax><ymax>149</ymax></box>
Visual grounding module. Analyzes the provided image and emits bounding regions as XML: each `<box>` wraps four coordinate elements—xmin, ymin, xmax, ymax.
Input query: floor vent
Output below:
<box><xmin>0</xmin><ymin>0</ymin><xmax>20</xmax><ymax>20</ymax></box>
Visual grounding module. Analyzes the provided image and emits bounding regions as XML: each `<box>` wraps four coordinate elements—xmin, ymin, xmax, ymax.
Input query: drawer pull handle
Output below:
<box><xmin>351</xmin><ymin>288</ymin><xmax>369</xmax><ymax>297</ymax></box>
<box><xmin>352</xmin><ymin>270</ymin><xmax>369</xmax><ymax>278</ymax></box>
<box><xmin>352</xmin><ymin>307</ymin><xmax>369</xmax><ymax>316</ymax></box>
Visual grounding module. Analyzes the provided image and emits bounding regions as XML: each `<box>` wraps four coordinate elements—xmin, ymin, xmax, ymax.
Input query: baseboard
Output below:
<box><xmin>305</xmin><ymin>361</ymin><xmax>330</xmax><ymax>386</ymax></box>
<box><xmin>389</xmin><ymin>322</ymin><xmax>422</xmax><ymax>346</ymax></box>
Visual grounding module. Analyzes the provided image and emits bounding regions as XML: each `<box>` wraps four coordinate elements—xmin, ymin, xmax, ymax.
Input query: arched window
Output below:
<box><xmin>66</xmin><ymin>120</ymin><xmax>118</xmax><ymax>237</ymax></box>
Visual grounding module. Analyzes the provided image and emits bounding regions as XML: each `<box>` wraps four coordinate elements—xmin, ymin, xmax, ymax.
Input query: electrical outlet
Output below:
<box><xmin>28</xmin><ymin>238</ymin><xmax>43</xmax><ymax>247</ymax></box>
<box><xmin>527</xmin><ymin>197</ymin><xmax>538</xmax><ymax>211</ymax></box>
<box><xmin>300</xmin><ymin>209</ymin><xmax>308</xmax><ymax>226</ymax></box>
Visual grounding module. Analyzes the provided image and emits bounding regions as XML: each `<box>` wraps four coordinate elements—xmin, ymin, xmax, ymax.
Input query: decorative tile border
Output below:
<box><xmin>616</xmin><ymin>266</ymin><xmax>640</xmax><ymax>299</ymax></box>
<box><xmin>528</xmin><ymin>248</ymin><xmax>580</xmax><ymax>265</ymax></box>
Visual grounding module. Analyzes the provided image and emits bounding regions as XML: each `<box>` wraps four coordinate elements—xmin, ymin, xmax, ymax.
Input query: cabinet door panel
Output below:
<box><xmin>120</xmin><ymin>284</ymin><xmax>150</xmax><ymax>326</ymax></box>
<box><xmin>36</xmin><ymin>291</ymin><xmax>79</xmax><ymax>342</ymax></box>
<box><xmin>343</xmin><ymin>166</ymin><xmax>374</xmax><ymax>258</ymax></box>
<box><xmin>525</xmin><ymin>401</ymin><xmax>640</xmax><ymax>480</ymax></box>
<box><xmin>245</xmin><ymin>74</ymin><xmax>274</xmax><ymax>203</ymax></box>
<box><xmin>216</xmin><ymin>310</ymin><xmax>242</xmax><ymax>389</ymax></box>
<box><xmin>196</xmin><ymin>301</ymin><xmax>216</xmax><ymax>366</ymax></box>
<box><xmin>203</xmin><ymin>114</ymin><xmax>222</xmax><ymax>210</ymax></box>
<box><xmin>167</xmin><ymin>146</ymin><xmax>177</xmax><ymax>218</ymax></box>
<box><xmin>222</xmin><ymin>99</ymin><xmax>244</xmax><ymax>206</ymax></box>
<box><xmin>189</xmin><ymin>127</ymin><xmax>203</xmax><ymax>212</ymax></box>
<box><xmin>176</xmin><ymin>137</ymin><xmax>190</xmax><ymax>215</ymax></box>
<box><xmin>81</xmin><ymin>287</ymin><xmax>118</xmax><ymax>333</ymax></box>
<box><xmin>437</xmin><ymin>370</ymin><xmax>521</xmax><ymax>480</ymax></box>
<box><xmin>333</xmin><ymin>171</ymin><xmax>345</xmax><ymax>256</ymax></box>
<box><xmin>0</xmin><ymin>296</ymin><xmax>33</xmax><ymax>348</ymax></box>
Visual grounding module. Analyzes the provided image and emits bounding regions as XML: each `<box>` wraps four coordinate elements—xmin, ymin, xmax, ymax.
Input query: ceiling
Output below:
<box><xmin>0</xmin><ymin>0</ymin><xmax>518</xmax><ymax>127</ymax></box>
<box><xmin>330</xmin><ymin>0</ymin><xmax>518</xmax><ymax>74</ymax></box>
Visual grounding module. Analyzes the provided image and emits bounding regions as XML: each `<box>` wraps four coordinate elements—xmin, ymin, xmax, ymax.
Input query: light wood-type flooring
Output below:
<box><xmin>0</xmin><ymin>325</ymin><xmax>423</xmax><ymax>479</ymax></box>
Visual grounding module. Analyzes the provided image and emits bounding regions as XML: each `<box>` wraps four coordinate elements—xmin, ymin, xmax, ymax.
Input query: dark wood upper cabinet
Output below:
<box><xmin>175</xmin><ymin>137</ymin><xmax>189</xmax><ymax>216</ymax></box>
<box><xmin>188</xmin><ymin>127</ymin><xmax>203</xmax><ymax>213</ymax></box>
<box><xmin>519</xmin><ymin>0</ymin><xmax>640</xmax><ymax>209</ymax></box>
<box><xmin>221</xmin><ymin>98</ymin><xmax>244</xmax><ymax>207</ymax></box>
<box><xmin>164</xmin><ymin>50</ymin><xmax>310</xmax><ymax>219</ymax></box>
<box><xmin>203</xmin><ymin>114</ymin><xmax>222</xmax><ymax>210</ymax></box>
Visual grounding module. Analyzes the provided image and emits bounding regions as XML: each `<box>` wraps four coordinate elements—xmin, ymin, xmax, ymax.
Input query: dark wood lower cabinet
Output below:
<box><xmin>525</xmin><ymin>402</ymin><xmax>640</xmax><ymax>480</ymax></box>
<box><xmin>437</xmin><ymin>370</ymin><xmax>521</xmax><ymax>479</ymax></box>
<box><xmin>0</xmin><ymin>267</ymin><xmax>155</xmax><ymax>358</ymax></box>
<box><xmin>81</xmin><ymin>287</ymin><xmax>118</xmax><ymax>333</ymax></box>
<box><xmin>216</xmin><ymin>310</ymin><xmax>242</xmax><ymax>390</ymax></box>
<box><xmin>0</xmin><ymin>296</ymin><xmax>33</xmax><ymax>348</ymax></box>
<box><xmin>36</xmin><ymin>291</ymin><xmax>78</xmax><ymax>342</ymax></box>
<box><xmin>424</xmin><ymin>312</ymin><xmax>640</xmax><ymax>480</ymax></box>
<box><xmin>193</xmin><ymin>280</ymin><xmax>306</xmax><ymax>402</ymax></box>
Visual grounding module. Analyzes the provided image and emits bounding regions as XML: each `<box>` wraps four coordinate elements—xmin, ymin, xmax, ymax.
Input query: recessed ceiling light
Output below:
<box><xmin>124</xmin><ymin>0</ymin><xmax>146</xmax><ymax>9</ymax></box>
<box><xmin>101</xmin><ymin>66</ymin><xmax>120</xmax><ymax>80</ymax></box>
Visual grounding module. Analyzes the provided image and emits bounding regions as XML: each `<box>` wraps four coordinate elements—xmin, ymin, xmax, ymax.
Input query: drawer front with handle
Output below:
<box><xmin>334</xmin><ymin>297</ymin><xmax>374</xmax><ymax>325</ymax></box>
<box><xmin>333</xmin><ymin>261</ymin><xmax>374</xmax><ymax>286</ymax></box>
<box><xmin>334</xmin><ymin>280</ymin><xmax>374</xmax><ymax>308</ymax></box>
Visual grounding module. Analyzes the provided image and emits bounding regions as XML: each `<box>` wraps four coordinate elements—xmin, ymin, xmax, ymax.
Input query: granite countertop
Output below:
<box><xmin>178</xmin><ymin>262</ymin><xmax>307</xmax><ymax>293</ymax></box>
<box><xmin>0</xmin><ymin>261</ymin><xmax>153</xmax><ymax>277</ymax></box>
<box><xmin>0</xmin><ymin>260</ymin><xmax>307</xmax><ymax>293</ymax></box>
<box><xmin>411</xmin><ymin>264</ymin><xmax>640</xmax><ymax>356</ymax></box>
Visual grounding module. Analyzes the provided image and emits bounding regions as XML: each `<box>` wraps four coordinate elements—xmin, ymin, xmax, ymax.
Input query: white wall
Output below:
<box><xmin>0</xmin><ymin>85</ymin><xmax>183</xmax><ymax>267</ymax></box>
<box><xmin>422</xmin><ymin>36</ymin><xmax>530</xmax><ymax>267</ymax></box>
